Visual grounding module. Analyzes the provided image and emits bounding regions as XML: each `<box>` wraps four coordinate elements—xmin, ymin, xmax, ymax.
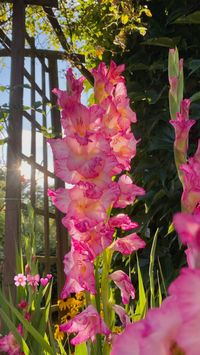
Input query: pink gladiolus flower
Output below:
<box><xmin>114</xmin><ymin>82</ymin><xmax>137</xmax><ymax>129</ymax></box>
<box><xmin>40</xmin><ymin>277</ymin><xmax>49</xmax><ymax>287</ymax></box>
<box><xmin>111</xmin><ymin>299</ymin><xmax>185</xmax><ymax>355</ymax></box>
<box><xmin>69</xmin><ymin>221</ymin><xmax>114</xmax><ymax>259</ymax></box>
<box><xmin>53</xmin><ymin>150</ymin><xmax>120</xmax><ymax>187</ymax></box>
<box><xmin>92</xmin><ymin>61</ymin><xmax>125</xmax><ymax>103</ymax></box>
<box><xmin>0</xmin><ymin>333</ymin><xmax>22</xmax><ymax>355</ymax></box>
<box><xmin>100</xmin><ymin>96</ymin><xmax>121</xmax><ymax>136</ymax></box>
<box><xmin>170</xmin><ymin>99</ymin><xmax>195</xmax><ymax>162</ymax></box>
<box><xmin>60</xmin><ymin>305</ymin><xmax>110</xmax><ymax>345</ymax></box>
<box><xmin>180</xmin><ymin>139</ymin><xmax>200</xmax><ymax>212</ymax></box>
<box><xmin>114</xmin><ymin>175</ymin><xmax>145</xmax><ymax>208</ymax></box>
<box><xmin>60</xmin><ymin>99</ymin><xmax>104</xmax><ymax>143</ymax></box>
<box><xmin>26</xmin><ymin>274</ymin><xmax>40</xmax><ymax>288</ymax></box>
<box><xmin>173</xmin><ymin>212</ymin><xmax>200</xmax><ymax>268</ymax></box>
<box><xmin>170</xmin><ymin>118</ymin><xmax>195</xmax><ymax>153</ymax></box>
<box><xmin>180</xmin><ymin>98</ymin><xmax>191</xmax><ymax>120</ymax></box>
<box><xmin>66</xmin><ymin>67</ymin><xmax>84</xmax><ymax>100</ymax></box>
<box><xmin>109</xmin><ymin>270</ymin><xmax>135</xmax><ymax>304</ymax></box>
<box><xmin>111</xmin><ymin>132</ymin><xmax>138</xmax><ymax>170</ymax></box>
<box><xmin>111</xmin><ymin>321</ymin><xmax>148</xmax><ymax>355</ymax></box>
<box><xmin>109</xmin><ymin>214</ymin><xmax>138</xmax><ymax>230</ymax></box>
<box><xmin>111</xmin><ymin>233</ymin><xmax>146</xmax><ymax>255</ymax></box>
<box><xmin>49</xmin><ymin>183</ymin><xmax>119</xmax><ymax>232</ymax></box>
<box><xmin>107</xmin><ymin>61</ymin><xmax>125</xmax><ymax>84</ymax></box>
<box><xmin>49</xmin><ymin>134</ymin><xmax>114</xmax><ymax>183</ymax></box>
<box><xmin>14</xmin><ymin>274</ymin><xmax>26</xmax><ymax>287</ymax></box>
<box><xmin>61</xmin><ymin>249</ymin><xmax>96</xmax><ymax>298</ymax></box>
<box><xmin>112</xmin><ymin>304</ymin><xmax>130</xmax><ymax>327</ymax></box>
<box><xmin>169</xmin><ymin>268</ymin><xmax>200</xmax><ymax>320</ymax></box>
<box><xmin>53</xmin><ymin>68</ymin><xmax>84</xmax><ymax>103</ymax></box>
<box><xmin>46</xmin><ymin>273</ymin><xmax>52</xmax><ymax>280</ymax></box>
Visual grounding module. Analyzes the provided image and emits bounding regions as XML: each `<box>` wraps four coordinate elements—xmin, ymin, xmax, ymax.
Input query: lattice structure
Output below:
<box><xmin>0</xmin><ymin>0</ymin><xmax>92</xmax><ymax>301</ymax></box>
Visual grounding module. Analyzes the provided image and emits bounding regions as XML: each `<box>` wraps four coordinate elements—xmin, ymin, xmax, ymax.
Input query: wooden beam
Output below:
<box><xmin>3</xmin><ymin>0</ymin><xmax>25</xmax><ymax>298</ymax></box>
<box><xmin>0</xmin><ymin>29</ymin><xmax>50</xmax><ymax>101</ymax></box>
<box><xmin>0</xmin><ymin>47</ymin><xmax>85</xmax><ymax>61</ymax></box>
<box><xmin>0</xmin><ymin>0</ymin><xmax>58</xmax><ymax>7</ymax></box>
<box><xmin>20</xmin><ymin>152</ymin><xmax>55</xmax><ymax>179</ymax></box>
<box><xmin>49</xmin><ymin>57</ymin><xmax>68</xmax><ymax>295</ymax></box>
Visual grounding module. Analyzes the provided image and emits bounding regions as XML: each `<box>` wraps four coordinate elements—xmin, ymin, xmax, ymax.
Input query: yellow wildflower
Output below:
<box><xmin>113</xmin><ymin>326</ymin><xmax>122</xmax><ymax>334</ymax></box>
<box><xmin>54</xmin><ymin>324</ymin><xmax>64</xmax><ymax>341</ymax></box>
<box><xmin>75</xmin><ymin>292</ymin><xmax>85</xmax><ymax>301</ymax></box>
<box><xmin>57</xmin><ymin>299</ymin><xmax>68</xmax><ymax>311</ymax></box>
<box><xmin>61</xmin><ymin>315</ymin><xmax>67</xmax><ymax>324</ymax></box>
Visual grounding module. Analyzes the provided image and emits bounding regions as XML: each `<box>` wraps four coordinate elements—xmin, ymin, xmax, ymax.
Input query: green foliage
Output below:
<box><xmin>111</xmin><ymin>0</ymin><xmax>200</xmax><ymax>295</ymax></box>
<box><xmin>0</xmin><ymin>1</ymin><xmax>152</xmax><ymax>67</ymax></box>
<box><xmin>0</xmin><ymin>208</ymin><xmax>58</xmax><ymax>354</ymax></box>
<box><xmin>1</xmin><ymin>1</ymin><xmax>200</xmax><ymax>340</ymax></box>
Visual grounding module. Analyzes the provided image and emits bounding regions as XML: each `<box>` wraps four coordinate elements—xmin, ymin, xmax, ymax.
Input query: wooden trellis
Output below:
<box><xmin>0</xmin><ymin>0</ymin><xmax>92</xmax><ymax>300</ymax></box>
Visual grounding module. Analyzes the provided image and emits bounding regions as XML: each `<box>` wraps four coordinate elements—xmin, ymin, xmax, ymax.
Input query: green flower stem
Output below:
<box><xmin>85</xmin><ymin>291</ymin><xmax>91</xmax><ymax>307</ymax></box>
<box><xmin>173</xmin><ymin>147</ymin><xmax>186</xmax><ymax>187</ymax></box>
<box><xmin>149</xmin><ymin>228</ymin><xmax>159</xmax><ymax>309</ymax></box>
<box><xmin>101</xmin><ymin>248</ymin><xmax>113</xmax><ymax>328</ymax></box>
<box><xmin>95</xmin><ymin>256</ymin><xmax>101</xmax><ymax>314</ymax></box>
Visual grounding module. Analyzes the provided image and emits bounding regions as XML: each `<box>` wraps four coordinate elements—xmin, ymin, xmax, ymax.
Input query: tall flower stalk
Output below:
<box><xmin>48</xmin><ymin>62</ymin><xmax>146</xmax><ymax>351</ymax></box>
<box><xmin>168</xmin><ymin>47</ymin><xmax>200</xmax><ymax>213</ymax></box>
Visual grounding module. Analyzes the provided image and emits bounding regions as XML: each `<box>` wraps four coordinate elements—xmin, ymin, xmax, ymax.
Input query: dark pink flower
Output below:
<box><xmin>17</xmin><ymin>300</ymin><xmax>27</xmax><ymax>310</ymax></box>
<box><xmin>109</xmin><ymin>270</ymin><xmax>135</xmax><ymax>304</ymax></box>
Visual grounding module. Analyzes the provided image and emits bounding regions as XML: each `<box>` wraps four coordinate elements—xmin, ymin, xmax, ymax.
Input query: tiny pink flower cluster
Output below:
<box><xmin>14</xmin><ymin>273</ymin><xmax>52</xmax><ymax>288</ymax></box>
<box><xmin>49</xmin><ymin>62</ymin><xmax>146</xmax><ymax>343</ymax></box>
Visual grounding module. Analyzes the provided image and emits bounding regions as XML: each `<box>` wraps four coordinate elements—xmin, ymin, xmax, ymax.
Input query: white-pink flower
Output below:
<box><xmin>14</xmin><ymin>273</ymin><xmax>26</xmax><ymax>287</ymax></box>
<box><xmin>111</xmin><ymin>233</ymin><xmax>146</xmax><ymax>255</ymax></box>
<box><xmin>114</xmin><ymin>175</ymin><xmax>145</xmax><ymax>208</ymax></box>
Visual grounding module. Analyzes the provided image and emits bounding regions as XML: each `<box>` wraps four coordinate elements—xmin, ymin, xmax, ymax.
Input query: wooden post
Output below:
<box><xmin>3</xmin><ymin>0</ymin><xmax>25</xmax><ymax>298</ymax></box>
<box><xmin>48</xmin><ymin>58</ymin><xmax>68</xmax><ymax>295</ymax></box>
